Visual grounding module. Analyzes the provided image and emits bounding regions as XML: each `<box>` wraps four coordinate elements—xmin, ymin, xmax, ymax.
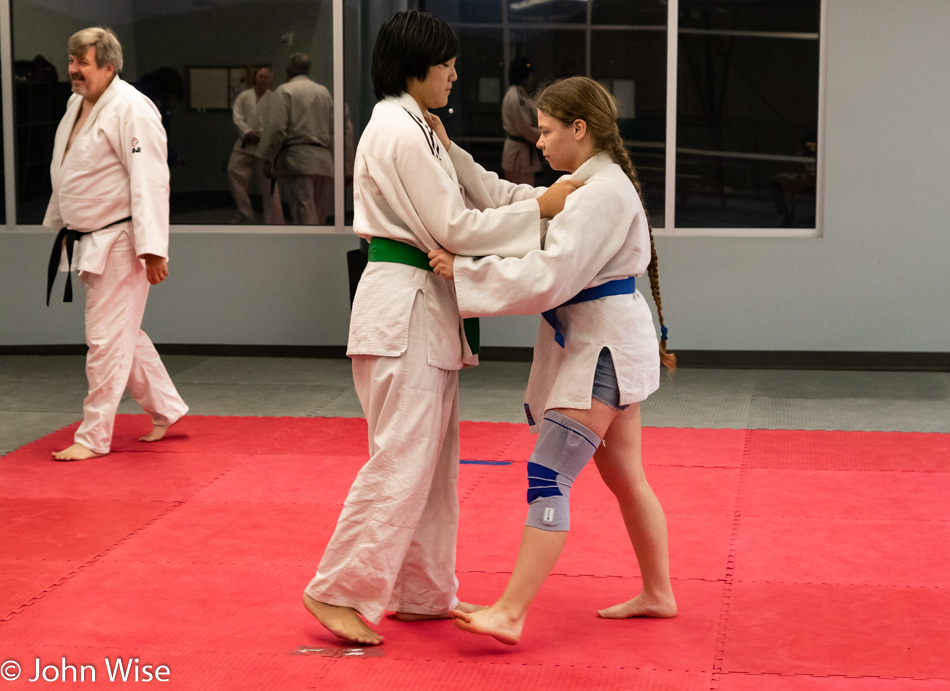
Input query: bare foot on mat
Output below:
<box><xmin>451</xmin><ymin>605</ymin><xmax>522</xmax><ymax>645</ymax></box>
<box><xmin>139</xmin><ymin>416</ymin><xmax>184</xmax><ymax>443</ymax></box>
<box><xmin>597</xmin><ymin>592</ymin><xmax>678</xmax><ymax>619</ymax></box>
<box><xmin>303</xmin><ymin>593</ymin><xmax>383</xmax><ymax>645</ymax></box>
<box><xmin>52</xmin><ymin>443</ymin><xmax>105</xmax><ymax>462</ymax></box>
<box><xmin>395</xmin><ymin>601</ymin><xmax>486</xmax><ymax>621</ymax></box>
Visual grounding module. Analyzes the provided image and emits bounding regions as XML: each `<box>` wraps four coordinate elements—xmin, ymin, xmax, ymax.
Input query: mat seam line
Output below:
<box><xmin>709</xmin><ymin>427</ymin><xmax>751</xmax><ymax>691</ymax></box>
<box><xmin>0</xmin><ymin>500</ymin><xmax>186</xmax><ymax>626</ymax></box>
<box><xmin>0</xmin><ymin>455</ymin><xmax>247</xmax><ymax>626</ymax></box>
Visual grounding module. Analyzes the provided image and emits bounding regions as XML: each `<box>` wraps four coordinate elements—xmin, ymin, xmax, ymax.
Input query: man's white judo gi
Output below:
<box><xmin>452</xmin><ymin>152</ymin><xmax>661</xmax><ymax>429</ymax></box>
<box><xmin>501</xmin><ymin>84</ymin><xmax>541</xmax><ymax>185</ymax></box>
<box><xmin>305</xmin><ymin>92</ymin><xmax>544</xmax><ymax>624</ymax></box>
<box><xmin>45</xmin><ymin>76</ymin><xmax>188</xmax><ymax>454</ymax></box>
<box><xmin>227</xmin><ymin>86</ymin><xmax>283</xmax><ymax>224</ymax></box>
<box><xmin>257</xmin><ymin>74</ymin><xmax>334</xmax><ymax>225</ymax></box>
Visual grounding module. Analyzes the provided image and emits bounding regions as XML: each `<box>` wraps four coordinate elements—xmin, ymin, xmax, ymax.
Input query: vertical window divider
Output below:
<box><xmin>502</xmin><ymin>1</ymin><xmax>510</xmax><ymax>80</ymax></box>
<box><xmin>815</xmin><ymin>0</ymin><xmax>828</xmax><ymax>238</ymax></box>
<box><xmin>662</xmin><ymin>0</ymin><xmax>679</xmax><ymax>235</ymax></box>
<box><xmin>585</xmin><ymin>1</ymin><xmax>592</xmax><ymax>77</ymax></box>
<box><xmin>333</xmin><ymin>0</ymin><xmax>345</xmax><ymax>232</ymax></box>
<box><xmin>1</xmin><ymin>0</ymin><xmax>16</xmax><ymax>229</ymax></box>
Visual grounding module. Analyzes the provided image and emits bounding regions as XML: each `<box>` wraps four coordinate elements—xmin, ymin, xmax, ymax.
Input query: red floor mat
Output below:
<box><xmin>0</xmin><ymin>498</ymin><xmax>176</xmax><ymax>560</ymax></box>
<box><xmin>721</xmin><ymin>582</ymin><xmax>950</xmax><ymax>678</ymax></box>
<box><xmin>734</xmin><ymin>516</ymin><xmax>950</xmax><ymax>587</ymax></box>
<box><xmin>746</xmin><ymin>429</ymin><xmax>950</xmax><ymax>472</ymax></box>
<box><xmin>1</xmin><ymin>415</ymin><xmax>948</xmax><ymax>690</ymax></box>
<box><xmin>0</xmin><ymin>560</ymin><xmax>85</xmax><ymax>620</ymax></box>
<box><xmin>742</xmin><ymin>468</ymin><xmax>950</xmax><ymax>520</ymax></box>
<box><xmin>717</xmin><ymin>675</ymin><xmax>950</xmax><ymax>690</ymax></box>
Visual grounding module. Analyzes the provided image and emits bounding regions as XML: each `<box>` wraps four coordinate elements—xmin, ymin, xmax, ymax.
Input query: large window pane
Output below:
<box><xmin>680</xmin><ymin>0</ymin><xmax>820</xmax><ymax>34</ymax></box>
<box><xmin>13</xmin><ymin>0</ymin><xmax>336</xmax><ymax>226</ymax></box>
<box><xmin>675</xmin><ymin>22</ymin><xmax>820</xmax><ymax>228</ymax></box>
<box><xmin>507</xmin><ymin>0</ymin><xmax>586</xmax><ymax>24</ymax></box>
<box><xmin>592</xmin><ymin>0</ymin><xmax>668</xmax><ymax>26</ymax></box>
<box><xmin>425</xmin><ymin>0</ymin><xmax>502</xmax><ymax>23</ymax></box>
<box><xmin>591</xmin><ymin>27</ymin><xmax>666</xmax><ymax>225</ymax></box>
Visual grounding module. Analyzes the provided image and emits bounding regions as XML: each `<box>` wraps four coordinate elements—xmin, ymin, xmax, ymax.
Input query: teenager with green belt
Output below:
<box><xmin>301</xmin><ymin>10</ymin><xmax>579</xmax><ymax>646</ymax></box>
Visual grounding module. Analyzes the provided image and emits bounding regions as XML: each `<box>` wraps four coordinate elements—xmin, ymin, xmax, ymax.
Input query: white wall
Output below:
<box><xmin>3</xmin><ymin>0</ymin><xmax>949</xmax><ymax>352</ymax></box>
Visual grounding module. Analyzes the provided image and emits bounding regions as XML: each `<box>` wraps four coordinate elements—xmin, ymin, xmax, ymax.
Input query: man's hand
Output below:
<box><xmin>141</xmin><ymin>254</ymin><xmax>168</xmax><ymax>285</ymax></box>
<box><xmin>537</xmin><ymin>179</ymin><xmax>583</xmax><ymax>218</ymax></box>
<box><xmin>244</xmin><ymin>131</ymin><xmax>261</xmax><ymax>145</ymax></box>
<box><xmin>424</xmin><ymin>111</ymin><xmax>451</xmax><ymax>152</ymax></box>
<box><xmin>428</xmin><ymin>248</ymin><xmax>456</xmax><ymax>280</ymax></box>
<box><xmin>262</xmin><ymin>160</ymin><xmax>275</xmax><ymax>178</ymax></box>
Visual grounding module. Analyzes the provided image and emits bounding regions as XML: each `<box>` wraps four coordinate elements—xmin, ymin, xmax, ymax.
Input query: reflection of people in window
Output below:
<box><xmin>770</xmin><ymin>135</ymin><xmax>817</xmax><ymax>227</ymax></box>
<box><xmin>258</xmin><ymin>53</ymin><xmax>334</xmax><ymax>225</ymax></box>
<box><xmin>501</xmin><ymin>57</ymin><xmax>541</xmax><ymax>185</ymax></box>
<box><xmin>227</xmin><ymin>67</ymin><xmax>284</xmax><ymax>224</ymax></box>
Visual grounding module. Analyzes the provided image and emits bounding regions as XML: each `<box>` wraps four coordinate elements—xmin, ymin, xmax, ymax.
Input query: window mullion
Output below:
<box><xmin>663</xmin><ymin>0</ymin><xmax>679</xmax><ymax>234</ymax></box>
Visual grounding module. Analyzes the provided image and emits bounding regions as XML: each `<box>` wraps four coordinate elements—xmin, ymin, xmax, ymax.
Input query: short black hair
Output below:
<box><xmin>508</xmin><ymin>56</ymin><xmax>534</xmax><ymax>86</ymax></box>
<box><xmin>371</xmin><ymin>10</ymin><xmax>458</xmax><ymax>100</ymax></box>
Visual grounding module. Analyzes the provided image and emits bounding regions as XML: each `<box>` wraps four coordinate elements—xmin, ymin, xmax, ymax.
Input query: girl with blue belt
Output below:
<box><xmin>429</xmin><ymin>76</ymin><xmax>677</xmax><ymax>645</ymax></box>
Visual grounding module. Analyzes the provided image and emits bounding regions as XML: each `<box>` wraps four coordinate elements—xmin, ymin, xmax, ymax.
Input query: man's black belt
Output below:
<box><xmin>46</xmin><ymin>216</ymin><xmax>132</xmax><ymax>305</ymax></box>
<box><xmin>269</xmin><ymin>142</ymin><xmax>330</xmax><ymax>193</ymax></box>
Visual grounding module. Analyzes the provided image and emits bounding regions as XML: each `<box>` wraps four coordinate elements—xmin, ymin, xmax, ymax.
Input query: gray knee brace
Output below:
<box><xmin>525</xmin><ymin>411</ymin><xmax>601</xmax><ymax>532</ymax></box>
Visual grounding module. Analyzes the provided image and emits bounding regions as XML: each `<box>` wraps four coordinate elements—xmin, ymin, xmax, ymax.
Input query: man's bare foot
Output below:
<box><xmin>451</xmin><ymin>605</ymin><xmax>523</xmax><ymax>645</ymax></box>
<box><xmin>394</xmin><ymin>601</ymin><xmax>486</xmax><ymax>622</ymax></box>
<box><xmin>52</xmin><ymin>443</ymin><xmax>105</xmax><ymax>462</ymax></box>
<box><xmin>139</xmin><ymin>416</ymin><xmax>183</xmax><ymax>443</ymax></box>
<box><xmin>303</xmin><ymin>592</ymin><xmax>383</xmax><ymax>645</ymax></box>
<box><xmin>597</xmin><ymin>592</ymin><xmax>678</xmax><ymax>620</ymax></box>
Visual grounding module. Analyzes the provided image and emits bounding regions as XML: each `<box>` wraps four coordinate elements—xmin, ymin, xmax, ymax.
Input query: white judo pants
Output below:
<box><xmin>74</xmin><ymin>233</ymin><xmax>188</xmax><ymax>454</ymax></box>
<box><xmin>227</xmin><ymin>150</ymin><xmax>284</xmax><ymax>224</ymax></box>
<box><xmin>286</xmin><ymin>174</ymin><xmax>332</xmax><ymax>225</ymax></box>
<box><xmin>305</xmin><ymin>294</ymin><xmax>460</xmax><ymax>624</ymax></box>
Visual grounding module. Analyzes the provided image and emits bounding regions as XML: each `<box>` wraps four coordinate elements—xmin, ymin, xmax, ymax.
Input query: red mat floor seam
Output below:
<box><xmin>723</xmin><ymin>671</ymin><xmax>950</xmax><ymax>682</ymax></box>
<box><xmin>709</xmin><ymin>429</ymin><xmax>753</xmax><ymax>691</ymax></box>
<box><xmin>0</xmin><ymin>500</ymin><xmax>184</xmax><ymax>626</ymax></box>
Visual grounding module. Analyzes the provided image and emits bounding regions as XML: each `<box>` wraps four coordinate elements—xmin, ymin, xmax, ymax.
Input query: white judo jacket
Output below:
<box><xmin>501</xmin><ymin>85</ymin><xmax>541</xmax><ymax>174</ymax></box>
<box><xmin>348</xmin><ymin>92</ymin><xmax>545</xmax><ymax>370</ymax></box>
<box><xmin>231</xmin><ymin>87</ymin><xmax>276</xmax><ymax>155</ymax></box>
<box><xmin>257</xmin><ymin>75</ymin><xmax>334</xmax><ymax>178</ymax></box>
<box><xmin>453</xmin><ymin>153</ymin><xmax>661</xmax><ymax>424</ymax></box>
<box><xmin>44</xmin><ymin>76</ymin><xmax>170</xmax><ymax>275</ymax></box>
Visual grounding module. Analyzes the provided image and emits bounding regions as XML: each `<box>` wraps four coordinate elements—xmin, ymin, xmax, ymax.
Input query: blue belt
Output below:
<box><xmin>541</xmin><ymin>276</ymin><xmax>636</xmax><ymax>348</ymax></box>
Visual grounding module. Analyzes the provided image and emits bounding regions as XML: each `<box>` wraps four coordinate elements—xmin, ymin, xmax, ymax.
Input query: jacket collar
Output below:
<box><xmin>570</xmin><ymin>151</ymin><xmax>613</xmax><ymax>183</ymax></box>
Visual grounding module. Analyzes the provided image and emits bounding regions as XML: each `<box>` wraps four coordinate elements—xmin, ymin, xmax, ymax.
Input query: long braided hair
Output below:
<box><xmin>536</xmin><ymin>77</ymin><xmax>675</xmax><ymax>372</ymax></box>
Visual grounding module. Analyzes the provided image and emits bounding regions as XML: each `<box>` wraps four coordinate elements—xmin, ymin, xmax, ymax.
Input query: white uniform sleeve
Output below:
<box><xmin>448</xmin><ymin>144</ymin><xmax>544</xmax><ymax>210</ymax></box>
<box><xmin>453</xmin><ymin>186</ymin><xmax>633</xmax><ymax>318</ymax></box>
<box><xmin>257</xmin><ymin>88</ymin><xmax>289</xmax><ymax>163</ymax></box>
<box><xmin>232</xmin><ymin>90</ymin><xmax>254</xmax><ymax>138</ymax></box>
<box><xmin>108</xmin><ymin>96</ymin><xmax>170</xmax><ymax>259</ymax></box>
<box><xmin>363</xmin><ymin>143</ymin><xmax>542</xmax><ymax>258</ymax></box>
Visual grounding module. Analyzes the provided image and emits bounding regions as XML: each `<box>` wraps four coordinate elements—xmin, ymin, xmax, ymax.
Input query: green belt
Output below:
<box><xmin>367</xmin><ymin>237</ymin><xmax>480</xmax><ymax>355</ymax></box>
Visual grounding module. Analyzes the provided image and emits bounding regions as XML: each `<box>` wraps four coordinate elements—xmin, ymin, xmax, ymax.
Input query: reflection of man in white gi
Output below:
<box><xmin>258</xmin><ymin>53</ymin><xmax>334</xmax><ymax>225</ymax></box>
<box><xmin>301</xmin><ymin>10</ymin><xmax>580</xmax><ymax>646</ymax></box>
<box><xmin>45</xmin><ymin>27</ymin><xmax>188</xmax><ymax>462</ymax></box>
<box><xmin>227</xmin><ymin>66</ymin><xmax>284</xmax><ymax>224</ymax></box>
<box><xmin>501</xmin><ymin>56</ymin><xmax>541</xmax><ymax>185</ymax></box>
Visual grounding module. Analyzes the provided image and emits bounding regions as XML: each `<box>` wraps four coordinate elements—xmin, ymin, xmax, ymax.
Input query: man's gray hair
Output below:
<box><xmin>286</xmin><ymin>52</ymin><xmax>311</xmax><ymax>77</ymax></box>
<box><xmin>68</xmin><ymin>27</ymin><xmax>123</xmax><ymax>73</ymax></box>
